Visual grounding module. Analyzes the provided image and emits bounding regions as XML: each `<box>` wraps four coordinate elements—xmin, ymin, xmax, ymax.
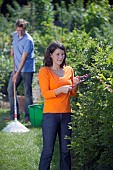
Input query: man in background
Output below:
<box><xmin>6</xmin><ymin>18</ymin><xmax>35</xmax><ymax>123</ymax></box>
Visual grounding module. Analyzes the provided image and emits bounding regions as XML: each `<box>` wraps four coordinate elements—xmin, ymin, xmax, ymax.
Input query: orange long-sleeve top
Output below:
<box><xmin>38</xmin><ymin>66</ymin><xmax>76</xmax><ymax>114</ymax></box>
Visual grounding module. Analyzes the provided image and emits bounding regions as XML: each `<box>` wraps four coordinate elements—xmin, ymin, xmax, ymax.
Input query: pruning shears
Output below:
<box><xmin>72</xmin><ymin>74</ymin><xmax>91</xmax><ymax>87</ymax></box>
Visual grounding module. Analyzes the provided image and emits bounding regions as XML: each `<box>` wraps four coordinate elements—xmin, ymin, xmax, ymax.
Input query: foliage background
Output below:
<box><xmin>0</xmin><ymin>0</ymin><xmax>113</xmax><ymax>169</ymax></box>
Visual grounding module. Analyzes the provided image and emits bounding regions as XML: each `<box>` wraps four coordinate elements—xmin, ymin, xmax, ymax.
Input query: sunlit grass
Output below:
<box><xmin>0</xmin><ymin>109</ymin><xmax>59</xmax><ymax>170</ymax></box>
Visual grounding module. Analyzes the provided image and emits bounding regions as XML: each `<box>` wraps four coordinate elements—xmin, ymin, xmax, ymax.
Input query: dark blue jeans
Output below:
<box><xmin>7</xmin><ymin>71</ymin><xmax>33</xmax><ymax>119</ymax></box>
<box><xmin>39</xmin><ymin>113</ymin><xmax>72</xmax><ymax>170</ymax></box>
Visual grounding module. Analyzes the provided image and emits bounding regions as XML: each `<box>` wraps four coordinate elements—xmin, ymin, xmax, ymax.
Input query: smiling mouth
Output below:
<box><xmin>58</xmin><ymin>60</ymin><xmax>63</xmax><ymax>62</ymax></box>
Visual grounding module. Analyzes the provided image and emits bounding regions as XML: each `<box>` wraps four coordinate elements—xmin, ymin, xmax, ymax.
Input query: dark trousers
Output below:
<box><xmin>7</xmin><ymin>71</ymin><xmax>33</xmax><ymax>119</ymax></box>
<box><xmin>39</xmin><ymin>113</ymin><xmax>72</xmax><ymax>170</ymax></box>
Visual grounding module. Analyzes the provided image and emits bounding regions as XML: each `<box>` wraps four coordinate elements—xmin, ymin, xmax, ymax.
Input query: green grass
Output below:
<box><xmin>0</xmin><ymin>109</ymin><xmax>60</xmax><ymax>170</ymax></box>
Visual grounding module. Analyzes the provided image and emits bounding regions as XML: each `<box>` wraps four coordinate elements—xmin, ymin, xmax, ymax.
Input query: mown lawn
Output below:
<box><xmin>0</xmin><ymin>109</ymin><xmax>60</xmax><ymax>170</ymax></box>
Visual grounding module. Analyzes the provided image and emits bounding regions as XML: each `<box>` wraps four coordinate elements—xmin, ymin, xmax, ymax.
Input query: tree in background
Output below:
<box><xmin>0</xmin><ymin>0</ymin><xmax>62</xmax><ymax>98</ymax></box>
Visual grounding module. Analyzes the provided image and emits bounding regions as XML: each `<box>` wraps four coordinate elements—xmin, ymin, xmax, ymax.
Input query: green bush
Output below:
<box><xmin>65</xmin><ymin>28</ymin><xmax>113</xmax><ymax>169</ymax></box>
<box><xmin>0</xmin><ymin>55</ymin><xmax>12</xmax><ymax>99</ymax></box>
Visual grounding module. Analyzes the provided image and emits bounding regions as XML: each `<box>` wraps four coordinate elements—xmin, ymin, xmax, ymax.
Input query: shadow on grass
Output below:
<box><xmin>0</xmin><ymin>109</ymin><xmax>10</xmax><ymax>131</ymax></box>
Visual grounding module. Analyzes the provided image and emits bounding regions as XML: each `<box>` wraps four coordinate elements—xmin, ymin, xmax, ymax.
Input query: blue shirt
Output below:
<box><xmin>13</xmin><ymin>31</ymin><xmax>35</xmax><ymax>72</ymax></box>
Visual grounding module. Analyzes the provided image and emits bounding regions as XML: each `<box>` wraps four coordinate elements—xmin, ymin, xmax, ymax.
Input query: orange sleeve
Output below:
<box><xmin>38</xmin><ymin>67</ymin><xmax>56</xmax><ymax>99</ymax></box>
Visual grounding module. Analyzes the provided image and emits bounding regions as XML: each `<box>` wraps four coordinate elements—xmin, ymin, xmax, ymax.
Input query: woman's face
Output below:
<box><xmin>50</xmin><ymin>48</ymin><xmax>65</xmax><ymax>66</ymax></box>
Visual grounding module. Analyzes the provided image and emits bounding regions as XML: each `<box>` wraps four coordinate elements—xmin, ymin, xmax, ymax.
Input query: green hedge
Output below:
<box><xmin>65</xmin><ymin>28</ymin><xmax>113</xmax><ymax>169</ymax></box>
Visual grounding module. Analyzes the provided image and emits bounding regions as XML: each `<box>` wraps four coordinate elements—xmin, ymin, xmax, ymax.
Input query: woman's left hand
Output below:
<box><xmin>73</xmin><ymin>76</ymin><xmax>80</xmax><ymax>85</ymax></box>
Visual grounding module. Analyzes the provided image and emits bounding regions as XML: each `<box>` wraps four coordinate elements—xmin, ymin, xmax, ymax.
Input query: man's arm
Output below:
<box><xmin>13</xmin><ymin>52</ymin><xmax>28</xmax><ymax>82</ymax></box>
<box><xmin>10</xmin><ymin>47</ymin><xmax>14</xmax><ymax>56</ymax></box>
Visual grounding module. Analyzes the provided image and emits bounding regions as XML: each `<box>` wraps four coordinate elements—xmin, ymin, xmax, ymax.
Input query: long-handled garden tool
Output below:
<box><xmin>2</xmin><ymin>81</ymin><xmax>30</xmax><ymax>133</ymax></box>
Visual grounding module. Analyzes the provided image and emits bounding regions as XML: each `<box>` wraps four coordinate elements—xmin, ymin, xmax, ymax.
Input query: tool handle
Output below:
<box><xmin>14</xmin><ymin>81</ymin><xmax>17</xmax><ymax>121</ymax></box>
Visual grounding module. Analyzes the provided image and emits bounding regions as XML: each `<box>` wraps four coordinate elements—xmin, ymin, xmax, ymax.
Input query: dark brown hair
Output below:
<box><xmin>44</xmin><ymin>41</ymin><xmax>67</xmax><ymax>68</ymax></box>
<box><xmin>15</xmin><ymin>19</ymin><xmax>28</xmax><ymax>29</ymax></box>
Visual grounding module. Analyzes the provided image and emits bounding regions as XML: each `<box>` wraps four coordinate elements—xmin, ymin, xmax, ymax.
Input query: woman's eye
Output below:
<box><xmin>56</xmin><ymin>53</ymin><xmax>64</xmax><ymax>57</ymax></box>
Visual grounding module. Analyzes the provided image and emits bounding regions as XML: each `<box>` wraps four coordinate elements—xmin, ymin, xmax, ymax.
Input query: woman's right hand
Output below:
<box><xmin>60</xmin><ymin>85</ymin><xmax>72</xmax><ymax>93</ymax></box>
<box><xmin>55</xmin><ymin>85</ymin><xmax>72</xmax><ymax>95</ymax></box>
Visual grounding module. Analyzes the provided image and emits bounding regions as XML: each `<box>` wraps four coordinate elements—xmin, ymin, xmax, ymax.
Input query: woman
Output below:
<box><xmin>38</xmin><ymin>41</ymin><xmax>80</xmax><ymax>170</ymax></box>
